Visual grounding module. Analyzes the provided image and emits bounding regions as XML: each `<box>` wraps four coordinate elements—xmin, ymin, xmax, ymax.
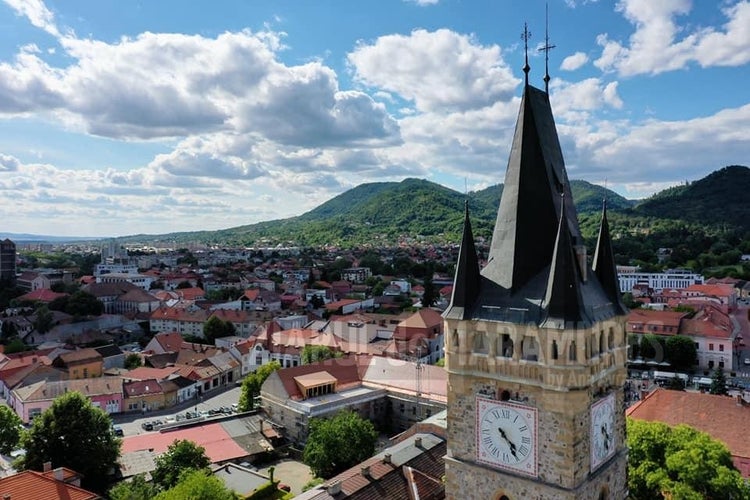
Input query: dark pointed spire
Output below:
<box><xmin>481</xmin><ymin>84</ymin><xmax>580</xmax><ymax>292</ymax></box>
<box><xmin>593</xmin><ymin>199</ymin><xmax>627</xmax><ymax>315</ymax></box>
<box><xmin>541</xmin><ymin>192</ymin><xmax>586</xmax><ymax>328</ymax></box>
<box><xmin>444</xmin><ymin>200</ymin><xmax>481</xmax><ymax>320</ymax></box>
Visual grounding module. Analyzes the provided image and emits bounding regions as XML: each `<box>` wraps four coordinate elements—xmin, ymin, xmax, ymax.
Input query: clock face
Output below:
<box><xmin>476</xmin><ymin>397</ymin><xmax>538</xmax><ymax>477</ymax></box>
<box><xmin>590</xmin><ymin>393</ymin><xmax>616</xmax><ymax>471</ymax></box>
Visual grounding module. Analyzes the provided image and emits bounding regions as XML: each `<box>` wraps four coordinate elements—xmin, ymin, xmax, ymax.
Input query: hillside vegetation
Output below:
<box><xmin>119</xmin><ymin>165</ymin><xmax>750</xmax><ymax>274</ymax></box>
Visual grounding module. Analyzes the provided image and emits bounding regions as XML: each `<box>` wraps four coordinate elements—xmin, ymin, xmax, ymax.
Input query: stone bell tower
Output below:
<box><xmin>442</xmin><ymin>60</ymin><xmax>629</xmax><ymax>499</ymax></box>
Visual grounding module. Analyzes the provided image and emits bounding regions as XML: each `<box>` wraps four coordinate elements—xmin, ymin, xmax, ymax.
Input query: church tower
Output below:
<box><xmin>442</xmin><ymin>55</ymin><xmax>628</xmax><ymax>498</ymax></box>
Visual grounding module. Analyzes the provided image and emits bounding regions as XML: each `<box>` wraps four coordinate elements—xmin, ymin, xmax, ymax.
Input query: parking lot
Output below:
<box><xmin>112</xmin><ymin>385</ymin><xmax>242</xmax><ymax>437</ymax></box>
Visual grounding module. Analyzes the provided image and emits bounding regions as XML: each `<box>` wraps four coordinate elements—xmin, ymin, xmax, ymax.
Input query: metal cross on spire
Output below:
<box><xmin>538</xmin><ymin>3</ymin><xmax>556</xmax><ymax>94</ymax></box>
<box><xmin>521</xmin><ymin>22</ymin><xmax>531</xmax><ymax>86</ymax></box>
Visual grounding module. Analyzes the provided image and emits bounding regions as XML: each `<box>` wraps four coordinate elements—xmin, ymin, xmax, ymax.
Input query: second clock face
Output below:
<box><xmin>590</xmin><ymin>393</ymin><xmax>616</xmax><ymax>471</ymax></box>
<box><xmin>476</xmin><ymin>397</ymin><xmax>538</xmax><ymax>477</ymax></box>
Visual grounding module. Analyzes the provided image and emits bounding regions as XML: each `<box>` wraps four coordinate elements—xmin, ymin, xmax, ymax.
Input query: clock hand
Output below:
<box><xmin>601</xmin><ymin>425</ymin><xmax>610</xmax><ymax>451</ymax></box>
<box><xmin>498</xmin><ymin>427</ymin><xmax>519</xmax><ymax>459</ymax></box>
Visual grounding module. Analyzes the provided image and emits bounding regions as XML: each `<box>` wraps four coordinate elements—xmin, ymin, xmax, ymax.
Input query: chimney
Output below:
<box><xmin>54</xmin><ymin>467</ymin><xmax>64</xmax><ymax>481</ymax></box>
<box><xmin>383</xmin><ymin>453</ymin><xmax>392</xmax><ymax>464</ymax></box>
<box><xmin>43</xmin><ymin>461</ymin><xmax>52</xmax><ymax>472</ymax></box>
<box><xmin>414</xmin><ymin>436</ymin><xmax>422</xmax><ymax>448</ymax></box>
<box><xmin>360</xmin><ymin>465</ymin><xmax>370</xmax><ymax>477</ymax></box>
<box><xmin>327</xmin><ymin>481</ymin><xmax>342</xmax><ymax>495</ymax></box>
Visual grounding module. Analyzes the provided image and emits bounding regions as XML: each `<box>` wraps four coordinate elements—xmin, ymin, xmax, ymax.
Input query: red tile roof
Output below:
<box><xmin>18</xmin><ymin>289</ymin><xmax>68</xmax><ymax>303</ymax></box>
<box><xmin>121</xmin><ymin>422</ymin><xmax>247</xmax><ymax>463</ymax></box>
<box><xmin>627</xmin><ymin>388</ymin><xmax>750</xmax><ymax>476</ymax></box>
<box><xmin>270</xmin><ymin>356</ymin><xmax>371</xmax><ymax>401</ymax></box>
<box><xmin>0</xmin><ymin>470</ymin><xmax>99</xmax><ymax>500</ymax></box>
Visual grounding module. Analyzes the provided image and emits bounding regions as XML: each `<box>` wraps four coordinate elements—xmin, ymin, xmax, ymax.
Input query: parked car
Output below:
<box><xmin>141</xmin><ymin>421</ymin><xmax>153</xmax><ymax>431</ymax></box>
<box><xmin>113</xmin><ymin>426</ymin><xmax>124</xmax><ymax>437</ymax></box>
<box><xmin>744</xmin><ymin>358</ymin><xmax>750</xmax><ymax>365</ymax></box>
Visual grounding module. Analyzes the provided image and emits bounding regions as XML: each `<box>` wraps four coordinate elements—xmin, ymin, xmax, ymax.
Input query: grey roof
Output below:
<box><xmin>93</xmin><ymin>344</ymin><xmax>123</xmax><ymax>358</ymax></box>
<box><xmin>448</xmin><ymin>84</ymin><xmax>619</xmax><ymax>328</ymax></box>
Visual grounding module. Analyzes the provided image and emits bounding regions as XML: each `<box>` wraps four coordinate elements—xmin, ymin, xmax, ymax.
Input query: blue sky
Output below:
<box><xmin>0</xmin><ymin>0</ymin><xmax>748</xmax><ymax>237</ymax></box>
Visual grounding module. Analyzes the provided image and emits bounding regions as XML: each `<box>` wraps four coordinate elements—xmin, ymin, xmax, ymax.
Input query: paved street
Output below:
<box><xmin>112</xmin><ymin>385</ymin><xmax>242</xmax><ymax>437</ymax></box>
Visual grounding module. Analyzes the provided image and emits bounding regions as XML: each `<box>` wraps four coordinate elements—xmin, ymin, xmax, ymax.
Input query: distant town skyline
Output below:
<box><xmin>0</xmin><ymin>0</ymin><xmax>748</xmax><ymax>237</ymax></box>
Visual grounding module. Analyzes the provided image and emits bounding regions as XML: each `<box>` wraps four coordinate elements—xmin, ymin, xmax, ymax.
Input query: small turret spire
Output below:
<box><xmin>444</xmin><ymin>199</ymin><xmax>481</xmax><ymax>320</ymax></box>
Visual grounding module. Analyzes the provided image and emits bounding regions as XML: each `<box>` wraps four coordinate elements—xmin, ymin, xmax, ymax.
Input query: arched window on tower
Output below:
<box><xmin>608</xmin><ymin>327</ymin><xmax>614</xmax><ymax>350</ymax></box>
<box><xmin>569</xmin><ymin>340</ymin><xmax>577</xmax><ymax>361</ymax></box>
<box><xmin>521</xmin><ymin>336</ymin><xmax>539</xmax><ymax>361</ymax></box>
<box><xmin>498</xmin><ymin>334</ymin><xmax>514</xmax><ymax>358</ymax></box>
<box><xmin>551</xmin><ymin>339</ymin><xmax>558</xmax><ymax>360</ymax></box>
<box><xmin>599</xmin><ymin>331</ymin><xmax>605</xmax><ymax>355</ymax></box>
<box><xmin>473</xmin><ymin>332</ymin><xmax>488</xmax><ymax>354</ymax></box>
<box><xmin>452</xmin><ymin>329</ymin><xmax>459</xmax><ymax>348</ymax></box>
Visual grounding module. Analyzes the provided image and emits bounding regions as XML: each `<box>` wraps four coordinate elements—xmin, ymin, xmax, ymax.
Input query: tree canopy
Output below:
<box><xmin>303</xmin><ymin>410</ymin><xmax>378</xmax><ymax>479</ymax></box>
<box><xmin>665</xmin><ymin>335</ymin><xmax>697</xmax><ymax>371</ymax></box>
<box><xmin>0</xmin><ymin>404</ymin><xmax>22</xmax><ymax>455</ymax></box>
<box><xmin>627</xmin><ymin>418</ymin><xmax>750</xmax><ymax>499</ymax></box>
<box><xmin>238</xmin><ymin>360</ymin><xmax>281</xmax><ymax>412</ymax></box>
<box><xmin>152</xmin><ymin>439</ymin><xmax>211</xmax><ymax>490</ymax></box>
<box><xmin>20</xmin><ymin>391</ymin><xmax>121</xmax><ymax>493</ymax></box>
<box><xmin>154</xmin><ymin>470</ymin><xmax>238</xmax><ymax>500</ymax></box>
<box><xmin>124</xmin><ymin>352</ymin><xmax>143</xmax><ymax>370</ymax></box>
<box><xmin>301</xmin><ymin>345</ymin><xmax>340</xmax><ymax>365</ymax></box>
<box><xmin>710</xmin><ymin>368</ymin><xmax>729</xmax><ymax>395</ymax></box>
<box><xmin>203</xmin><ymin>316</ymin><xmax>237</xmax><ymax>344</ymax></box>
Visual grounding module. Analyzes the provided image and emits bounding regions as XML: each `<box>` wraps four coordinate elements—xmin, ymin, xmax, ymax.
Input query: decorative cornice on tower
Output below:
<box><xmin>593</xmin><ymin>200</ymin><xmax>628</xmax><ymax>315</ymax></box>
<box><xmin>444</xmin><ymin>200</ymin><xmax>481</xmax><ymax>320</ymax></box>
<box><xmin>541</xmin><ymin>193</ymin><xmax>587</xmax><ymax>329</ymax></box>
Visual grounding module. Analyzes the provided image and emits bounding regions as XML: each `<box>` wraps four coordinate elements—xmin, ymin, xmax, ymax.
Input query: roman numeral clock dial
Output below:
<box><xmin>476</xmin><ymin>396</ymin><xmax>538</xmax><ymax>477</ymax></box>
<box><xmin>590</xmin><ymin>393</ymin><xmax>616</xmax><ymax>471</ymax></box>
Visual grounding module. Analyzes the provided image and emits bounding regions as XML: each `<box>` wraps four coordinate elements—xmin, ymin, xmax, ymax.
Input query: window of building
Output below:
<box><xmin>719</xmin><ymin>361</ymin><xmax>725</xmax><ymax>368</ymax></box>
<box><xmin>256</xmin><ymin>356</ymin><xmax>262</xmax><ymax>365</ymax></box>
<box><xmin>473</xmin><ymin>332</ymin><xmax>488</xmax><ymax>354</ymax></box>
<box><xmin>719</xmin><ymin>344</ymin><xmax>724</xmax><ymax>352</ymax></box>
<box><xmin>709</xmin><ymin>343</ymin><xmax>714</xmax><ymax>351</ymax></box>
<box><xmin>708</xmin><ymin>360</ymin><xmax>715</xmax><ymax>369</ymax></box>
<box><xmin>551</xmin><ymin>340</ymin><xmax>558</xmax><ymax>360</ymax></box>
<box><xmin>569</xmin><ymin>340</ymin><xmax>577</xmax><ymax>361</ymax></box>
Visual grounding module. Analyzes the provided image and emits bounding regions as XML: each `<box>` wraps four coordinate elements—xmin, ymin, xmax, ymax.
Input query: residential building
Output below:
<box><xmin>340</xmin><ymin>267</ymin><xmax>372</xmax><ymax>284</ymax></box>
<box><xmin>93</xmin><ymin>344</ymin><xmax>125</xmax><ymax>370</ymax></box>
<box><xmin>16</xmin><ymin>271</ymin><xmax>51</xmax><ymax>292</ymax></box>
<box><xmin>11</xmin><ymin>377</ymin><xmax>123</xmax><ymax>422</ymax></box>
<box><xmin>51</xmin><ymin>348</ymin><xmax>104</xmax><ymax>379</ymax></box>
<box><xmin>261</xmin><ymin>355</ymin><xmax>447</xmax><ymax>442</ymax></box>
<box><xmin>617</xmin><ymin>267</ymin><xmax>704</xmax><ymax>293</ymax></box>
<box><xmin>97</xmin><ymin>272</ymin><xmax>156</xmax><ymax>291</ymax></box>
<box><xmin>389</xmin><ymin>308</ymin><xmax>444</xmax><ymax>364</ymax></box>
<box><xmin>0</xmin><ymin>468</ymin><xmax>100</xmax><ymax>500</ymax></box>
<box><xmin>297</xmin><ymin>431</ymin><xmax>446</xmax><ymax>500</ymax></box>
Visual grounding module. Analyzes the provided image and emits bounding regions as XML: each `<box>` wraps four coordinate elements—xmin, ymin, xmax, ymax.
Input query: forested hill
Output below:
<box><xmin>634</xmin><ymin>165</ymin><xmax>750</xmax><ymax>230</ymax></box>
<box><xmin>117</xmin><ymin>165</ymin><xmax>749</xmax><ymax>249</ymax></box>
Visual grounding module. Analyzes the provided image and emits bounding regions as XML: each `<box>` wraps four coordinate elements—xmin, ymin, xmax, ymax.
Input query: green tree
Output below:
<box><xmin>1</xmin><ymin>319</ymin><xmax>18</xmax><ymax>340</ymax></box>
<box><xmin>109</xmin><ymin>474</ymin><xmax>158</xmax><ymax>500</ymax></box>
<box><xmin>203</xmin><ymin>316</ymin><xmax>236</xmax><ymax>344</ymax></box>
<box><xmin>20</xmin><ymin>391</ymin><xmax>121</xmax><ymax>493</ymax></box>
<box><xmin>303</xmin><ymin>410</ymin><xmax>378</xmax><ymax>478</ymax></box>
<box><xmin>709</xmin><ymin>368</ymin><xmax>728</xmax><ymax>395</ymax></box>
<box><xmin>154</xmin><ymin>469</ymin><xmax>238</xmax><ymax>500</ymax></box>
<box><xmin>0</xmin><ymin>405</ymin><xmax>23</xmax><ymax>455</ymax></box>
<box><xmin>124</xmin><ymin>353</ymin><xmax>143</xmax><ymax>370</ymax></box>
<box><xmin>301</xmin><ymin>345</ymin><xmax>339</xmax><ymax>364</ymax></box>
<box><xmin>64</xmin><ymin>290</ymin><xmax>104</xmax><ymax>316</ymax></box>
<box><xmin>665</xmin><ymin>335</ymin><xmax>697</xmax><ymax>371</ymax></box>
<box><xmin>152</xmin><ymin>439</ymin><xmax>211</xmax><ymax>490</ymax></box>
<box><xmin>627</xmin><ymin>418</ymin><xmax>750</xmax><ymax>499</ymax></box>
<box><xmin>421</xmin><ymin>274</ymin><xmax>436</xmax><ymax>308</ymax></box>
<box><xmin>33</xmin><ymin>305</ymin><xmax>54</xmax><ymax>334</ymax></box>
<box><xmin>238</xmin><ymin>360</ymin><xmax>281</xmax><ymax>412</ymax></box>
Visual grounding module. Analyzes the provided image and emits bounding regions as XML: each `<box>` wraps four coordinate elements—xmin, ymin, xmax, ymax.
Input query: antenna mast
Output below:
<box><xmin>539</xmin><ymin>3</ymin><xmax>556</xmax><ymax>94</ymax></box>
